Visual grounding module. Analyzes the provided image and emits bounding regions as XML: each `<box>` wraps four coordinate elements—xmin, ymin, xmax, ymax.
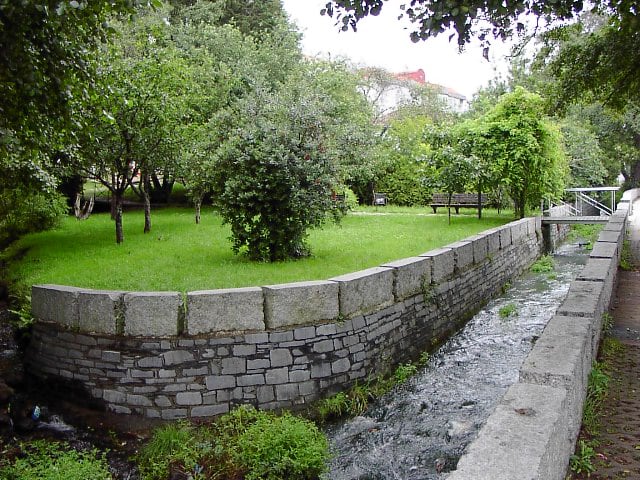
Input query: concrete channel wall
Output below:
<box><xmin>449</xmin><ymin>189</ymin><xmax>640</xmax><ymax>480</ymax></box>
<box><xmin>26</xmin><ymin>216</ymin><xmax>558</xmax><ymax>420</ymax></box>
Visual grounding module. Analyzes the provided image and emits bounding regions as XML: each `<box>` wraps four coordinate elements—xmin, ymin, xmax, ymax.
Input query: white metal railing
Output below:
<box><xmin>543</xmin><ymin>199</ymin><xmax>579</xmax><ymax>217</ymax></box>
<box><xmin>576</xmin><ymin>192</ymin><xmax>612</xmax><ymax>216</ymax></box>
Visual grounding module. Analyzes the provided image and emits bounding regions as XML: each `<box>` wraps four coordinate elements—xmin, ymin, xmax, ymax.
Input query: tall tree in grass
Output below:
<box><xmin>0</xmin><ymin>1</ymin><xmax>155</xmax><ymax>247</ymax></box>
<box><xmin>73</xmin><ymin>9</ymin><xmax>186</xmax><ymax>243</ymax></box>
<box><xmin>169</xmin><ymin>1</ymin><xmax>302</xmax><ymax>222</ymax></box>
<box><xmin>210</xmin><ymin>75</ymin><xmax>346</xmax><ymax>262</ymax></box>
<box><xmin>467</xmin><ymin>87</ymin><xmax>567</xmax><ymax>218</ymax></box>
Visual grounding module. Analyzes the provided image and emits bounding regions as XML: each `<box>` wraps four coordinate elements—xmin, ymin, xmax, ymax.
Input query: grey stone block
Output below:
<box><xmin>556</xmin><ymin>281</ymin><xmax>604</xmax><ymax>319</ymax></box>
<box><xmin>238</xmin><ymin>374</ymin><xmax>265</xmax><ymax>386</ymax></box>
<box><xmin>520</xmin><ymin>315</ymin><xmax>593</xmax><ymax>437</ymax></box>
<box><xmin>510</xmin><ymin>219</ymin><xmax>528</xmax><ymax>243</ymax></box>
<box><xmin>276</xmin><ymin>383</ymin><xmax>299</xmax><ymax>401</ymax></box>
<box><xmin>162</xmin><ymin>350</ymin><xmax>194</xmax><ymax>366</ymax></box>
<box><xmin>161</xmin><ymin>409</ymin><xmax>188</xmax><ymax>420</ymax></box>
<box><xmin>103</xmin><ymin>389</ymin><xmax>126</xmax><ymax>404</ymax></box>
<box><xmin>602</xmin><ymin>221</ymin><xmax>624</xmax><ymax>232</ymax></box>
<box><xmin>446</xmin><ymin>241</ymin><xmax>474</xmax><ymax>272</ymax></box>
<box><xmin>191</xmin><ymin>404</ymin><xmax>228</xmax><ymax>417</ymax></box>
<box><xmin>449</xmin><ymin>383</ymin><xmax>570</xmax><ymax>480</ymax></box>
<box><xmin>221</xmin><ymin>357</ymin><xmax>246</xmax><ymax>374</ymax></box>
<box><xmin>124</xmin><ymin>292</ymin><xmax>181</xmax><ymax>336</ymax></box>
<box><xmin>330</xmin><ymin>267</ymin><xmax>394</xmax><ymax>318</ymax></box>
<box><xmin>498</xmin><ymin>224</ymin><xmax>513</xmax><ymax>248</ymax></box>
<box><xmin>176</xmin><ymin>391</ymin><xmax>202</xmax><ymax>405</ymax></box>
<box><xmin>597</xmin><ymin>230</ymin><xmax>622</xmax><ymax>244</ymax></box>
<box><xmin>467</xmin><ymin>234</ymin><xmax>489</xmax><ymax>263</ymax></box>
<box><xmin>138</xmin><ymin>356</ymin><xmax>163</xmax><ymax>368</ymax></box>
<box><xmin>205</xmin><ymin>375</ymin><xmax>236</xmax><ymax>390</ymax></box>
<box><xmin>127</xmin><ymin>394</ymin><xmax>152</xmax><ymax>406</ymax></box>
<box><xmin>589</xmin><ymin>241</ymin><xmax>617</xmax><ymax>259</ymax></box>
<box><xmin>577</xmin><ymin>257</ymin><xmax>615</xmax><ymax>283</ymax></box>
<box><xmin>484</xmin><ymin>228</ymin><xmax>502</xmax><ymax>254</ymax></box>
<box><xmin>294</xmin><ymin>326</ymin><xmax>316</xmax><ymax>340</ymax></box>
<box><xmin>263</xmin><ymin>281</ymin><xmax>339</xmax><ymax>329</ymax></box>
<box><xmin>32</xmin><ymin>284</ymin><xmax>81</xmax><ymax>328</ymax></box>
<box><xmin>270</xmin><ymin>349</ymin><xmax>293</xmax><ymax>367</ymax></box>
<box><xmin>77</xmin><ymin>289</ymin><xmax>124</xmax><ymax>334</ymax></box>
<box><xmin>419</xmin><ymin>248</ymin><xmax>454</xmax><ymax>283</ymax></box>
<box><xmin>382</xmin><ymin>256</ymin><xmax>432</xmax><ymax>300</ymax></box>
<box><xmin>266</xmin><ymin>367</ymin><xmax>289</xmax><ymax>384</ymax></box>
<box><xmin>187</xmin><ymin>287</ymin><xmax>265</xmax><ymax>335</ymax></box>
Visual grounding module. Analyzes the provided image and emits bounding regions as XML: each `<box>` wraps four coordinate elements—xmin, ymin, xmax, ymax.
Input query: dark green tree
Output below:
<box><xmin>209</xmin><ymin>74</ymin><xmax>350</xmax><ymax>261</ymax></box>
<box><xmin>464</xmin><ymin>87</ymin><xmax>567</xmax><ymax>218</ymax></box>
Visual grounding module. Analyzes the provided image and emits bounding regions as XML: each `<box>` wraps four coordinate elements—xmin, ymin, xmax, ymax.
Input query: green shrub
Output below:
<box><xmin>138</xmin><ymin>407</ymin><xmax>330</xmax><ymax>480</ymax></box>
<box><xmin>498</xmin><ymin>303</ymin><xmax>517</xmax><ymax>318</ymax></box>
<box><xmin>530</xmin><ymin>255</ymin><xmax>555</xmax><ymax>273</ymax></box>
<box><xmin>0</xmin><ymin>440</ymin><xmax>111</xmax><ymax>480</ymax></box>
<box><xmin>394</xmin><ymin>362</ymin><xmax>418</xmax><ymax>383</ymax></box>
<box><xmin>234</xmin><ymin>411</ymin><xmax>329</xmax><ymax>480</ymax></box>
<box><xmin>569</xmin><ymin>439</ymin><xmax>597</xmax><ymax>476</ymax></box>
<box><xmin>137</xmin><ymin>421</ymin><xmax>208</xmax><ymax>480</ymax></box>
<box><xmin>0</xmin><ymin>189</ymin><xmax>67</xmax><ymax>249</ymax></box>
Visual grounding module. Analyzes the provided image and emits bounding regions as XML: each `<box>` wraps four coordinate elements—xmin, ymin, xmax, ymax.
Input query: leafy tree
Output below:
<box><xmin>321</xmin><ymin>0</ymin><xmax>584</xmax><ymax>47</ymax></box>
<box><xmin>71</xmin><ymin>10</ymin><xmax>186</xmax><ymax>243</ymax></box>
<box><xmin>465</xmin><ymin>87</ymin><xmax>568</xmax><ymax>218</ymax></box>
<box><xmin>428</xmin><ymin>146</ymin><xmax>474</xmax><ymax>223</ymax></box>
<box><xmin>560</xmin><ymin>117</ymin><xmax>608</xmax><ymax>188</ymax></box>
<box><xmin>374</xmin><ymin>116</ymin><xmax>434</xmax><ymax>206</ymax></box>
<box><xmin>0</xmin><ymin>1</ymin><xmax>157</xmax><ymax>246</ymax></box>
<box><xmin>169</xmin><ymin>2</ymin><xmax>302</xmax><ymax>222</ymax></box>
<box><xmin>209</xmin><ymin>77</ymin><xmax>346</xmax><ymax>262</ymax></box>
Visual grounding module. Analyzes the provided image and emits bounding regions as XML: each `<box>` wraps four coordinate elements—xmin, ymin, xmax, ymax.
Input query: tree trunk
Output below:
<box><xmin>143</xmin><ymin>172</ymin><xmax>152</xmax><ymax>234</ymax></box>
<box><xmin>114</xmin><ymin>195</ymin><xmax>124</xmax><ymax>244</ymax></box>
<box><xmin>477</xmin><ymin>186</ymin><xmax>483</xmax><ymax>220</ymax></box>
<box><xmin>194</xmin><ymin>196</ymin><xmax>202</xmax><ymax>225</ymax></box>
<box><xmin>110</xmin><ymin>172</ymin><xmax>117</xmax><ymax>220</ymax></box>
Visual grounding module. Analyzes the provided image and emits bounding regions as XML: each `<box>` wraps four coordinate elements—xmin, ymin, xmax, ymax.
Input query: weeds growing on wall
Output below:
<box><xmin>569</xmin><ymin>314</ymin><xmax>625</xmax><ymax>477</ymax></box>
<box><xmin>620</xmin><ymin>239</ymin><xmax>635</xmax><ymax>271</ymax></box>
<box><xmin>137</xmin><ymin>406</ymin><xmax>330</xmax><ymax>480</ymax></box>
<box><xmin>316</xmin><ymin>352</ymin><xmax>430</xmax><ymax>422</ymax></box>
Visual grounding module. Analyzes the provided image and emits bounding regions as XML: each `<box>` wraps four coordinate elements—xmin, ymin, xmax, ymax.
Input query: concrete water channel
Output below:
<box><xmin>324</xmin><ymin>240</ymin><xmax>589</xmax><ymax>479</ymax></box>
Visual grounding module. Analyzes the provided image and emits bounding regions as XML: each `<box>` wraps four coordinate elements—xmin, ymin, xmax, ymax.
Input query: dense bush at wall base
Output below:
<box><xmin>26</xmin><ymin>217</ymin><xmax>558</xmax><ymax>419</ymax></box>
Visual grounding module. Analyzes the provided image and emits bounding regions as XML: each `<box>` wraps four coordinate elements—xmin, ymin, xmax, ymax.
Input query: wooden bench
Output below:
<box><xmin>430</xmin><ymin>193</ymin><xmax>487</xmax><ymax>214</ymax></box>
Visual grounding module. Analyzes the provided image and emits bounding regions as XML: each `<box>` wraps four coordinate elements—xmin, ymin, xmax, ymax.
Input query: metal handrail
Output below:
<box><xmin>544</xmin><ymin>199</ymin><xmax>579</xmax><ymax>216</ymax></box>
<box><xmin>576</xmin><ymin>192</ymin><xmax>612</xmax><ymax>216</ymax></box>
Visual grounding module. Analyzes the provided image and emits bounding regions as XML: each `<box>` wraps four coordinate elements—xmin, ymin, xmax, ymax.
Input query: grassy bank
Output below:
<box><xmin>5</xmin><ymin>206</ymin><xmax>513</xmax><ymax>292</ymax></box>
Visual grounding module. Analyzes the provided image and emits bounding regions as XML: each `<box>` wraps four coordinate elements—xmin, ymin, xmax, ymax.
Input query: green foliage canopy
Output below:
<box><xmin>463</xmin><ymin>87</ymin><xmax>568</xmax><ymax>218</ymax></box>
<box><xmin>209</xmin><ymin>77</ymin><xmax>347</xmax><ymax>262</ymax></box>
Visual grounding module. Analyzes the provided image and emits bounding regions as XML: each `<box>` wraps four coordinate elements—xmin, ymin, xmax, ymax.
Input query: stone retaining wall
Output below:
<box><xmin>449</xmin><ymin>192</ymin><xmax>637</xmax><ymax>480</ymax></box>
<box><xmin>27</xmin><ymin>217</ymin><xmax>549</xmax><ymax>420</ymax></box>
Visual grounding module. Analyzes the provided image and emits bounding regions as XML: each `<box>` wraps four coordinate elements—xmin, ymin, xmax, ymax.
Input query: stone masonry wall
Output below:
<box><xmin>27</xmin><ymin>217</ymin><xmax>545</xmax><ymax>420</ymax></box>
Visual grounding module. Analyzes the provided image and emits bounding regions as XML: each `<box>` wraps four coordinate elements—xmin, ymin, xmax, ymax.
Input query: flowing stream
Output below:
<box><xmin>323</xmin><ymin>241</ymin><xmax>589</xmax><ymax>480</ymax></box>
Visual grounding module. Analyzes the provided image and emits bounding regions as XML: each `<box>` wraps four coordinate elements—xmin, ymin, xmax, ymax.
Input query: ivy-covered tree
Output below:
<box><xmin>209</xmin><ymin>76</ymin><xmax>347</xmax><ymax>262</ymax></box>
<box><xmin>466</xmin><ymin>87</ymin><xmax>568</xmax><ymax>218</ymax></box>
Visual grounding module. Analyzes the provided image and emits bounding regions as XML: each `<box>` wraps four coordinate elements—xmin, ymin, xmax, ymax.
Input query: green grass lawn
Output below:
<box><xmin>6</xmin><ymin>206</ymin><xmax>515</xmax><ymax>292</ymax></box>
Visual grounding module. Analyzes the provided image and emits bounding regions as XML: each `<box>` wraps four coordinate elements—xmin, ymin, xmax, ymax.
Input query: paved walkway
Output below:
<box><xmin>569</xmin><ymin>200</ymin><xmax>640</xmax><ymax>479</ymax></box>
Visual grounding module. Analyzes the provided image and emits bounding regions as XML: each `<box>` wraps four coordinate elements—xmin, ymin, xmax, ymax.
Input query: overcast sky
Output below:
<box><xmin>281</xmin><ymin>0</ymin><xmax>514</xmax><ymax>99</ymax></box>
